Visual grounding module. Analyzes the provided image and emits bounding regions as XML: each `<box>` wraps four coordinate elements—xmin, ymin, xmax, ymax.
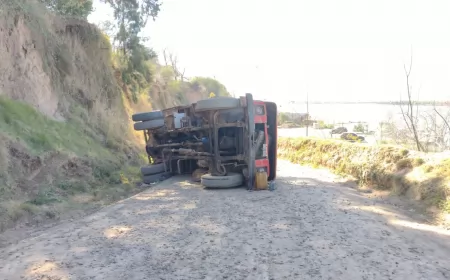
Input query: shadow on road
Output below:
<box><xmin>1</xmin><ymin>168</ymin><xmax>450</xmax><ymax>279</ymax></box>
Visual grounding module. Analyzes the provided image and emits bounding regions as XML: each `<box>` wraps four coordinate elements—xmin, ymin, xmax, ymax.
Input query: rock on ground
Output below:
<box><xmin>1</xmin><ymin>160</ymin><xmax>449</xmax><ymax>280</ymax></box>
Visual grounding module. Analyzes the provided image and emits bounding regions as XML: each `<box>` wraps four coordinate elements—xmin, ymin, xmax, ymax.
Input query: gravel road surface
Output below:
<box><xmin>1</xmin><ymin>160</ymin><xmax>449</xmax><ymax>280</ymax></box>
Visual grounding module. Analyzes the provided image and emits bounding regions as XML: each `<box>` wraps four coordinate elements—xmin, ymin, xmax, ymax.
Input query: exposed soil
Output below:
<box><xmin>0</xmin><ymin>12</ymin><xmax>58</xmax><ymax>118</ymax></box>
<box><xmin>1</xmin><ymin>160</ymin><xmax>449</xmax><ymax>280</ymax></box>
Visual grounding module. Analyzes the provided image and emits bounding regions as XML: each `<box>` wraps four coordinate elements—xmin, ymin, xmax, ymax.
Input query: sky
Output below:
<box><xmin>89</xmin><ymin>0</ymin><xmax>450</xmax><ymax>104</ymax></box>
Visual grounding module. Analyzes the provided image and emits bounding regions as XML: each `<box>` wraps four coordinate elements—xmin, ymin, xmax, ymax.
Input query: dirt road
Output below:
<box><xmin>1</xmin><ymin>160</ymin><xmax>449</xmax><ymax>280</ymax></box>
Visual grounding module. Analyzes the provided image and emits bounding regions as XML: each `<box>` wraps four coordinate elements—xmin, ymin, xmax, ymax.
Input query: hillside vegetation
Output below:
<box><xmin>278</xmin><ymin>137</ymin><xmax>450</xmax><ymax>223</ymax></box>
<box><xmin>0</xmin><ymin>0</ymin><xmax>230</xmax><ymax>232</ymax></box>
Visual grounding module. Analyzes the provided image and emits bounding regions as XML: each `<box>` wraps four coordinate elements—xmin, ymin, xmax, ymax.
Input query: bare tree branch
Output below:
<box><xmin>162</xmin><ymin>49</ymin><xmax>169</xmax><ymax>66</ymax></box>
<box><xmin>434</xmin><ymin>107</ymin><xmax>450</xmax><ymax>134</ymax></box>
<box><xmin>399</xmin><ymin>100</ymin><xmax>413</xmax><ymax>133</ymax></box>
<box><xmin>399</xmin><ymin>53</ymin><xmax>424</xmax><ymax>152</ymax></box>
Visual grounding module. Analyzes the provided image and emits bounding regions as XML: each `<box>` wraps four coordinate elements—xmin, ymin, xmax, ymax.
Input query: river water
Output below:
<box><xmin>280</xmin><ymin>103</ymin><xmax>449</xmax><ymax>131</ymax></box>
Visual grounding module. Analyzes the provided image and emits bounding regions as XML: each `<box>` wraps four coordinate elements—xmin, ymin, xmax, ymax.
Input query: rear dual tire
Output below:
<box><xmin>134</xmin><ymin>119</ymin><xmax>165</xmax><ymax>131</ymax></box>
<box><xmin>141</xmin><ymin>163</ymin><xmax>166</xmax><ymax>176</ymax></box>
<box><xmin>132</xmin><ymin>111</ymin><xmax>164</xmax><ymax>122</ymax></box>
<box><xmin>143</xmin><ymin>172</ymin><xmax>171</xmax><ymax>184</ymax></box>
<box><xmin>132</xmin><ymin>110</ymin><xmax>165</xmax><ymax>131</ymax></box>
<box><xmin>141</xmin><ymin>163</ymin><xmax>170</xmax><ymax>184</ymax></box>
<box><xmin>195</xmin><ymin>97</ymin><xmax>240</xmax><ymax>112</ymax></box>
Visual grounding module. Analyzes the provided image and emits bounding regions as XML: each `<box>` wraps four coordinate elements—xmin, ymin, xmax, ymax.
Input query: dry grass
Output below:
<box><xmin>0</xmin><ymin>134</ymin><xmax>9</xmax><ymax>176</ymax></box>
<box><xmin>0</xmin><ymin>133</ymin><xmax>145</xmax><ymax>232</ymax></box>
<box><xmin>278</xmin><ymin>137</ymin><xmax>450</xmax><ymax>215</ymax></box>
<box><xmin>2</xmin><ymin>0</ymin><xmax>127</xmax><ymax>143</ymax></box>
<box><xmin>0</xmin><ymin>1</ymin><xmax>149</xmax><ymax>232</ymax></box>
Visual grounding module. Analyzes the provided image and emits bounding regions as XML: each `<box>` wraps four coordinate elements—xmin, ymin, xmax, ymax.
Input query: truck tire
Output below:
<box><xmin>201</xmin><ymin>173</ymin><xmax>244</xmax><ymax>188</ymax></box>
<box><xmin>141</xmin><ymin>163</ymin><xmax>166</xmax><ymax>176</ymax></box>
<box><xmin>132</xmin><ymin>111</ymin><xmax>164</xmax><ymax>122</ymax></box>
<box><xmin>143</xmin><ymin>172</ymin><xmax>171</xmax><ymax>184</ymax></box>
<box><xmin>134</xmin><ymin>119</ymin><xmax>165</xmax><ymax>131</ymax></box>
<box><xmin>195</xmin><ymin>97</ymin><xmax>240</xmax><ymax>112</ymax></box>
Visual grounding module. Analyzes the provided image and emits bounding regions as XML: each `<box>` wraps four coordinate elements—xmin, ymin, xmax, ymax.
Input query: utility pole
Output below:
<box><xmin>306</xmin><ymin>92</ymin><xmax>309</xmax><ymax>137</ymax></box>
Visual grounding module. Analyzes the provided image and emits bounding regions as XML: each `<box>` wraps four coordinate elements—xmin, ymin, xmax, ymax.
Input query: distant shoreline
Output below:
<box><xmin>285</xmin><ymin>101</ymin><xmax>450</xmax><ymax>106</ymax></box>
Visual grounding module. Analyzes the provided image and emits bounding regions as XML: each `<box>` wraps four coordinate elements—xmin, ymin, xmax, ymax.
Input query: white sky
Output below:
<box><xmin>89</xmin><ymin>0</ymin><xmax>450</xmax><ymax>103</ymax></box>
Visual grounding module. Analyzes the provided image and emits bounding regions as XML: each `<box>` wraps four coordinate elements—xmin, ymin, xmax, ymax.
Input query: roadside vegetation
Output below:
<box><xmin>3</xmin><ymin>0</ymin><xmax>447</xmax><ymax>234</ymax></box>
<box><xmin>278</xmin><ymin>137</ymin><xmax>450</xmax><ymax>223</ymax></box>
<box><xmin>0</xmin><ymin>96</ymin><xmax>148</xmax><ymax>231</ymax></box>
<box><xmin>0</xmin><ymin>0</ymin><xmax>230</xmax><ymax>232</ymax></box>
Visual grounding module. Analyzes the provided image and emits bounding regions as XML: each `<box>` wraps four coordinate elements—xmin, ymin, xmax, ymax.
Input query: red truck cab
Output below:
<box><xmin>253</xmin><ymin>100</ymin><xmax>277</xmax><ymax>182</ymax></box>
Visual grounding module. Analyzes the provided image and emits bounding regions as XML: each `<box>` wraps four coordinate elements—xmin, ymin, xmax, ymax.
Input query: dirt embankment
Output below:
<box><xmin>0</xmin><ymin>11</ymin><xmax>56</xmax><ymax>117</ymax></box>
<box><xmin>0</xmin><ymin>0</ymin><xmax>144</xmax><ymax>232</ymax></box>
<box><xmin>278</xmin><ymin>137</ymin><xmax>450</xmax><ymax>226</ymax></box>
<box><xmin>0</xmin><ymin>2</ymin><xmax>122</xmax><ymax>120</ymax></box>
<box><xmin>0</xmin><ymin>0</ymin><xmax>227</xmax><ymax>234</ymax></box>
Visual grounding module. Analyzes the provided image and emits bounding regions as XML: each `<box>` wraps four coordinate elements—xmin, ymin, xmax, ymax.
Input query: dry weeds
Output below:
<box><xmin>0</xmin><ymin>0</ymin><xmax>146</xmax><ymax>232</ymax></box>
<box><xmin>278</xmin><ymin>137</ymin><xmax>450</xmax><ymax>220</ymax></box>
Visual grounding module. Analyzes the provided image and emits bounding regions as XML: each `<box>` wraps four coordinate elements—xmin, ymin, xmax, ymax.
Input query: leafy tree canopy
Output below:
<box><xmin>39</xmin><ymin>0</ymin><xmax>93</xmax><ymax>18</ymax></box>
<box><xmin>354</xmin><ymin>123</ymin><xmax>366</xmax><ymax>133</ymax></box>
<box><xmin>100</xmin><ymin>0</ymin><xmax>161</xmax><ymax>55</ymax></box>
<box><xmin>100</xmin><ymin>0</ymin><xmax>161</xmax><ymax>103</ymax></box>
<box><xmin>191</xmin><ymin>77</ymin><xmax>230</xmax><ymax>97</ymax></box>
<box><xmin>278</xmin><ymin>112</ymin><xmax>289</xmax><ymax>125</ymax></box>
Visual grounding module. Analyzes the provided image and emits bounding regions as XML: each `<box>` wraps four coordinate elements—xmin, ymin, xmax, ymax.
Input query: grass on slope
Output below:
<box><xmin>0</xmin><ymin>96</ymin><xmax>113</xmax><ymax>158</ymax></box>
<box><xmin>278</xmin><ymin>137</ymin><xmax>450</xmax><ymax>215</ymax></box>
<box><xmin>0</xmin><ymin>97</ymin><xmax>146</xmax><ymax>232</ymax></box>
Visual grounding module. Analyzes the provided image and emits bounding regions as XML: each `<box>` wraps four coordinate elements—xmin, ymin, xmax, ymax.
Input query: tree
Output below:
<box><xmin>399</xmin><ymin>54</ymin><xmax>424</xmax><ymax>151</ymax></box>
<box><xmin>163</xmin><ymin>49</ymin><xmax>186</xmax><ymax>81</ymax></box>
<box><xmin>39</xmin><ymin>0</ymin><xmax>93</xmax><ymax>18</ymax></box>
<box><xmin>434</xmin><ymin>106</ymin><xmax>450</xmax><ymax>139</ymax></box>
<box><xmin>190</xmin><ymin>77</ymin><xmax>230</xmax><ymax>97</ymax></box>
<box><xmin>100</xmin><ymin>0</ymin><xmax>160</xmax><ymax>103</ymax></box>
<box><xmin>101</xmin><ymin>0</ymin><xmax>161</xmax><ymax>55</ymax></box>
<box><xmin>422</xmin><ymin>106</ymin><xmax>450</xmax><ymax>151</ymax></box>
<box><xmin>278</xmin><ymin>112</ymin><xmax>289</xmax><ymax>125</ymax></box>
<box><xmin>353</xmin><ymin>123</ymin><xmax>365</xmax><ymax>133</ymax></box>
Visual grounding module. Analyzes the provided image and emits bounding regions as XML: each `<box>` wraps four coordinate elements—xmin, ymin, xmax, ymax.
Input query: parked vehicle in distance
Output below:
<box><xmin>341</xmin><ymin>132</ymin><xmax>365</xmax><ymax>142</ymax></box>
<box><xmin>132</xmin><ymin>93</ymin><xmax>278</xmax><ymax>190</ymax></box>
<box><xmin>331</xmin><ymin>126</ymin><xmax>348</xmax><ymax>134</ymax></box>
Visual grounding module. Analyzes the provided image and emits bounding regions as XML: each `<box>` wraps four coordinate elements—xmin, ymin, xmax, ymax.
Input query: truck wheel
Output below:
<box><xmin>141</xmin><ymin>163</ymin><xmax>166</xmax><ymax>176</ymax></box>
<box><xmin>143</xmin><ymin>172</ymin><xmax>171</xmax><ymax>184</ymax></box>
<box><xmin>134</xmin><ymin>119</ymin><xmax>165</xmax><ymax>131</ymax></box>
<box><xmin>132</xmin><ymin>111</ymin><xmax>164</xmax><ymax>122</ymax></box>
<box><xmin>201</xmin><ymin>173</ymin><xmax>244</xmax><ymax>188</ymax></box>
<box><xmin>195</xmin><ymin>97</ymin><xmax>240</xmax><ymax>112</ymax></box>
<box><xmin>192</xmin><ymin>168</ymin><xmax>208</xmax><ymax>182</ymax></box>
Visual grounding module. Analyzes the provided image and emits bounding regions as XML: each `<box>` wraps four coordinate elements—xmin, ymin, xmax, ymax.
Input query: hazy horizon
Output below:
<box><xmin>89</xmin><ymin>0</ymin><xmax>450</xmax><ymax>103</ymax></box>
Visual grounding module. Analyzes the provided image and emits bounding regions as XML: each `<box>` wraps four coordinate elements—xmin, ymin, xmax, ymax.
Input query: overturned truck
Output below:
<box><xmin>132</xmin><ymin>93</ymin><xmax>277</xmax><ymax>189</ymax></box>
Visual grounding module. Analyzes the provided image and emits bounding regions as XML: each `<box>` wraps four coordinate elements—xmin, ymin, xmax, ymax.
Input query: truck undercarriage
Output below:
<box><xmin>132</xmin><ymin>93</ymin><xmax>277</xmax><ymax>189</ymax></box>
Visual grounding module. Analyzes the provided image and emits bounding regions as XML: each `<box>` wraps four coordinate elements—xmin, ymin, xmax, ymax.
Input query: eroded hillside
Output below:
<box><xmin>0</xmin><ymin>0</ymin><xmax>230</xmax><ymax>232</ymax></box>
